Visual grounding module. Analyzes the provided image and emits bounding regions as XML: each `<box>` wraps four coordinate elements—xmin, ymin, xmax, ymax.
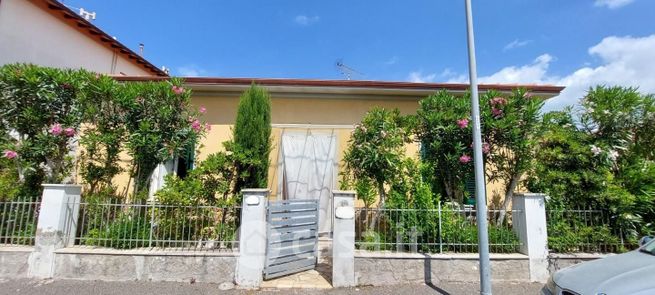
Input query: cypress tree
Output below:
<box><xmin>233</xmin><ymin>84</ymin><xmax>272</xmax><ymax>191</ymax></box>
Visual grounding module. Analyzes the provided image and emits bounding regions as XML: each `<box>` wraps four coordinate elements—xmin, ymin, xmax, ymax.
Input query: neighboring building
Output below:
<box><xmin>0</xmin><ymin>0</ymin><xmax>165</xmax><ymax>76</ymax></box>
<box><xmin>118</xmin><ymin>76</ymin><xmax>565</xmax><ymax>233</ymax></box>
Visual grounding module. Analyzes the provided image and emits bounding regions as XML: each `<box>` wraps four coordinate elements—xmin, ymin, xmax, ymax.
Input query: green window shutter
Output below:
<box><xmin>465</xmin><ymin>176</ymin><xmax>476</xmax><ymax>199</ymax></box>
<box><xmin>185</xmin><ymin>145</ymin><xmax>195</xmax><ymax>171</ymax></box>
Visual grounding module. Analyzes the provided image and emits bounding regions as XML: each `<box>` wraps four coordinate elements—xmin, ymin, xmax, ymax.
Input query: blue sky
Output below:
<box><xmin>61</xmin><ymin>0</ymin><xmax>655</xmax><ymax>109</ymax></box>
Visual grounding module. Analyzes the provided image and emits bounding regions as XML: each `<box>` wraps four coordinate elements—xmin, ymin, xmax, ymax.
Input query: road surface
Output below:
<box><xmin>0</xmin><ymin>279</ymin><xmax>543</xmax><ymax>295</ymax></box>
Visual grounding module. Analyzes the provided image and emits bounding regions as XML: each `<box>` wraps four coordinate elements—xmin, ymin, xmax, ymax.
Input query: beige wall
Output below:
<box><xmin>191</xmin><ymin>93</ymin><xmax>503</xmax><ymax>204</ymax></box>
<box><xmin>0</xmin><ymin>0</ymin><xmax>150</xmax><ymax>75</ymax></box>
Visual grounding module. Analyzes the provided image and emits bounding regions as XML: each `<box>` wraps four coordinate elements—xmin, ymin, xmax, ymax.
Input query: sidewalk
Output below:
<box><xmin>0</xmin><ymin>279</ymin><xmax>542</xmax><ymax>295</ymax></box>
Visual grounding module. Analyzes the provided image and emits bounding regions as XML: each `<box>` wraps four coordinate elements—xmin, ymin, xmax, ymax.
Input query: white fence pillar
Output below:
<box><xmin>512</xmin><ymin>193</ymin><xmax>549</xmax><ymax>283</ymax></box>
<box><xmin>28</xmin><ymin>184</ymin><xmax>82</xmax><ymax>278</ymax></box>
<box><xmin>234</xmin><ymin>189</ymin><xmax>269</xmax><ymax>288</ymax></box>
<box><xmin>332</xmin><ymin>190</ymin><xmax>356</xmax><ymax>287</ymax></box>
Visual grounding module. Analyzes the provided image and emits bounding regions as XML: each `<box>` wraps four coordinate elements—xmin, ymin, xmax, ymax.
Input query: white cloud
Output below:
<box><xmin>407</xmin><ymin>71</ymin><xmax>437</xmax><ymax>83</ymax></box>
<box><xmin>503</xmin><ymin>39</ymin><xmax>532</xmax><ymax>51</ymax></box>
<box><xmin>594</xmin><ymin>0</ymin><xmax>635</xmax><ymax>9</ymax></box>
<box><xmin>176</xmin><ymin>65</ymin><xmax>208</xmax><ymax>77</ymax></box>
<box><xmin>476</xmin><ymin>54</ymin><xmax>556</xmax><ymax>85</ymax></box>
<box><xmin>547</xmin><ymin>34</ymin><xmax>655</xmax><ymax>110</ymax></box>
<box><xmin>294</xmin><ymin>15</ymin><xmax>320</xmax><ymax>26</ymax></box>
<box><xmin>407</xmin><ymin>68</ymin><xmax>466</xmax><ymax>83</ymax></box>
<box><xmin>425</xmin><ymin>34</ymin><xmax>655</xmax><ymax>111</ymax></box>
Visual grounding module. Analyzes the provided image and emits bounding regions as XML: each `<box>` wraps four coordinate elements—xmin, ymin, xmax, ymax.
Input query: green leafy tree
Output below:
<box><xmin>580</xmin><ymin>86</ymin><xmax>653</xmax><ymax>159</ymax></box>
<box><xmin>578</xmin><ymin>86</ymin><xmax>655</xmax><ymax>238</ymax></box>
<box><xmin>529</xmin><ymin>86</ymin><xmax>655</xmax><ymax>245</ymax></box>
<box><xmin>526</xmin><ymin>109</ymin><xmax>612</xmax><ymax>207</ymax></box>
<box><xmin>0</xmin><ymin>64</ymin><xmax>88</xmax><ymax>198</ymax></box>
<box><xmin>121</xmin><ymin>79</ymin><xmax>206</xmax><ymax>199</ymax></box>
<box><xmin>342</xmin><ymin>107</ymin><xmax>412</xmax><ymax>228</ymax></box>
<box><xmin>232</xmin><ymin>84</ymin><xmax>272</xmax><ymax>192</ymax></box>
<box><xmin>485</xmin><ymin>89</ymin><xmax>544</xmax><ymax>224</ymax></box>
<box><xmin>78</xmin><ymin>74</ymin><xmax>127</xmax><ymax>197</ymax></box>
<box><xmin>415</xmin><ymin>90</ymin><xmax>481</xmax><ymax>203</ymax></box>
<box><xmin>339</xmin><ymin>173</ymin><xmax>377</xmax><ymax>209</ymax></box>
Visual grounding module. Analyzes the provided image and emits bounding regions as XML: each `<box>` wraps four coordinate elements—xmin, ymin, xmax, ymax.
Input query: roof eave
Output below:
<box><xmin>33</xmin><ymin>0</ymin><xmax>167</xmax><ymax>76</ymax></box>
<box><xmin>113</xmin><ymin>76</ymin><xmax>565</xmax><ymax>99</ymax></box>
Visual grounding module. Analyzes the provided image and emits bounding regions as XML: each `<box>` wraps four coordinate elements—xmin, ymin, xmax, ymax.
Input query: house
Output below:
<box><xmin>117</xmin><ymin>76</ymin><xmax>564</xmax><ymax>233</ymax></box>
<box><xmin>0</xmin><ymin>0</ymin><xmax>565</xmax><ymax>233</ymax></box>
<box><xmin>0</xmin><ymin>0</ymin><xmax>165</xmax><ymax>76</ymax></box>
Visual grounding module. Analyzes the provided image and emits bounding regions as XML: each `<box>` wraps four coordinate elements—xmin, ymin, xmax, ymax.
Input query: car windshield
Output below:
<box><xmin>641</xmin><ymin>239</ymin><xmax>655</xmax><ymax>255</ymax></box>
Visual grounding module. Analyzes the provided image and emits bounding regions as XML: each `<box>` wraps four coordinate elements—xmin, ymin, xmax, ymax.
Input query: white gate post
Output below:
<box><xmin>512</xmin><ymin>193</ymin><xmax>549</xmax><ymax>283</ymax></box>
<box><xmin>28</xmin><ymin>184</ymin><xmax>82</xmax><ymax>278</ymax></box>
<box><xmin>332</xmin><ymin>190</ymin><xmax>356</xmax><ymax>287</ymax></box>
<box><xmin>235</xmin><ymin>189</ymin><xmax>269</xmax><ymax>288</ymax></box>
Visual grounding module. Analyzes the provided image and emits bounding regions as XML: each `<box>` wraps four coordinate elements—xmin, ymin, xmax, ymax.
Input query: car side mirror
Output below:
<box><xmin>639</xmin><ymin>236</ymin><xmax>653</xmax><ymax>247</ymax></box>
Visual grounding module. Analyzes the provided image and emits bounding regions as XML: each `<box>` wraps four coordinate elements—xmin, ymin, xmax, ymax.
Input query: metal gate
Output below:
<box><xmin>264</xmin><ymin>199</ymin><xmax>319</xmax><ymax>280</ymax></box>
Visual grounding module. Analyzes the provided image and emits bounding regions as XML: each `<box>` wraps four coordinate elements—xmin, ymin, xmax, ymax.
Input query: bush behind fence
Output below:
<box><xmin>546</xmin><ymin>208</ymin><xmax>628</xmax><ymax>253</ymax></box>
<box><xmin>75</xmin><ymin>199</ymin><xmax>240</xmax><ymax>251</ymax></box>
<box><xmin>0</xmin><ymin>199</ymin><xmax>40</xmax><ymax>246</ymax></box>
<box><xmin>0</xmin><ymin>198</ymin><xmax>633</xmax><ymax>254</ymax></box>
<box><xmin>355</xmin><ymin>205</ymin><xmax>521</xmax><ymax>254</ymax></box>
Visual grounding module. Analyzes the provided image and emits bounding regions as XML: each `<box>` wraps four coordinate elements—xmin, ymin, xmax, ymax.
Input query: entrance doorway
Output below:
<box><xmin>278</xmin><ymin>130</ymin><xmax>337</xmax><ymax>234</ymax></box>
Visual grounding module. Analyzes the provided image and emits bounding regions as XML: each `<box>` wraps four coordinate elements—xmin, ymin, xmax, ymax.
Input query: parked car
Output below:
<box><xmin>542</xmin><ymin>236</ymin><xmax>655</xmax><ymax>295</ymax></box>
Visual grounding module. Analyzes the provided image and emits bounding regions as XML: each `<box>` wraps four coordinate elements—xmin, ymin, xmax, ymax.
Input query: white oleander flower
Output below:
<box><xmin>590</xmin><ymin>145</ymin><xmax>602</xmax><ymax>156</ymax></box>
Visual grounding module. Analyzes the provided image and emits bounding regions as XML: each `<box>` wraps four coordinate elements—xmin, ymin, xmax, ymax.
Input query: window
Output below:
<box><xmin>175</xmin><ymin>144</ymin><xmax>195</xmax><ymax>178</ymax></box>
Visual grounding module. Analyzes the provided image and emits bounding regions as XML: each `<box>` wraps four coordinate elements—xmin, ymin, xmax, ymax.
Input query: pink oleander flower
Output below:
<box><xmin>470</xmin><ymin>142</ymin><xmax>491</xmax><ymax>154</ymax></box>
<box><xmin>482</xmin><ymin>142</ymin><xmax>491</xmax><ymax>154</ymax></box>
<box><xmin>459</xmin><ymin>154</ymin><xmax>472</xmax><ymax>164</ymax></box>
<box><xmin>50</xmin><ymin>123</ymin><xmax>63</xmax><ymax>135</ymax></box>
<box><xmin>3</xmin><ymin>150</ymin><xmax>17</xmax><ymax>159</ymax></box>
<box><xmin>199</xmin><ymin>106</ymin><xmax>207</xmax><ymax>114</ymax></box>
<box><xmin>523</xmin><ymin>92</ymin><xmax>534</xmax><ymax>99</ymax></box>
<box><xmin>191</xmin><ymin>119</ymin><xmax>202</xmax><ymax>132</ymax></box>
<box><xmin>204</xmin><ymin>123</ymin><xmax>212</xmax><ymax>131</ymax></box>
<box><xmin>491</xmin><ymin>107</ymin><xmax>504</xmax><ymax>118</ymax></box>
<box><xmin>490</xmin><ymin>97</ymin><xmax>507</xmax><ymax>106</ymax></box>
<box><xmin>64</xmin><ymin>127</ymin><xmax>76</xmax><ymax>137</ymax></box>
<box><xmin>172</xmin><ymin>86</ymin><xmax>185</xmax><ymax>95</ymax></box>
<box><xmin>457</xmin><ymin>118</ymin><xmax>469</xmax><ymax>129</ymax></box>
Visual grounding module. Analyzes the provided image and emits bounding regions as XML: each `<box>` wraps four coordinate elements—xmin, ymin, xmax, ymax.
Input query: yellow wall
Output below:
<box><xmin>191</xmin><ymin>93</ymin><xmax>504</xmax><ymax>204</ymax></box>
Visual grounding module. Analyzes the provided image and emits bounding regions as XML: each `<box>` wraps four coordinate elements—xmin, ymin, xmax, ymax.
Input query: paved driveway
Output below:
<box><xmin>0</xmin><ymin>279</ymin><xmax>542</xmax><ymax>295</ymax></box>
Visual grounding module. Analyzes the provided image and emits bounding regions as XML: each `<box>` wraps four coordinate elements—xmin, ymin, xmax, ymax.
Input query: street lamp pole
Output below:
<box><xmin>463</xmin><ymin>0</ymin><xmax>492</xmax><ymax>294</ymax></box>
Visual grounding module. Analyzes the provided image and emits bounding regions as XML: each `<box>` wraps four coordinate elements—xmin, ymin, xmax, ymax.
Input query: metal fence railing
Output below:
<box><xmin>74</xmin><ymin>200</ymin><xmax>240</xmax><ymax>251</ymax></box>
<box><xmin>354</xmin><ymin>205</ymin><xmax>521</xmax><ymax>254</ymax></box>
<box><xmin>0</xmin><ymin>199</ymin><xmax>40</xmax><ymax>246</ymax></box>
<box><xmin>546</xmin><ymin>208</ymin><xmax>627</xmax><ymax>253</ymax></box>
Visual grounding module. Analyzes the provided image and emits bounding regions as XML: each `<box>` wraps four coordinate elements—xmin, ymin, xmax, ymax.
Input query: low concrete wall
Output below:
<box><xmin>547</xmin><ymin>253</ymin><xmax>606</xmax><ymax>274</ymax></box>
<box><xmin>53</xmin><ymin>248</ymin><xmax>237</xmax><ymax>284</ymax></box>
<box><xmin>354</xmin><ymin>251</ymin><xmax>530</xmax><ymax>286</ymax></box>
<box><xmin>0</xmin><ymin>247</ymin><xmax>32</xmax><ymax>278</ymax></box>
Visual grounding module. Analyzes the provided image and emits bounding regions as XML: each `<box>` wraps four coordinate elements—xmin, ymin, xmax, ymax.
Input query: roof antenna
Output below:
<box><xmin>61</xmin><ymin>2</ymin><xmax>97</xmax><ymax>21</ymax></box>
<box><xmin>139</xmin><ymin>43</ymin><xmax>144</xmax><ymax>56</ymax></box>
<box><xmin>78</xmin><ymin>8</ymin><xmax>96</xmax><ymax>20</ymax></box>
<box><xmin>335</xmin><ymin>59</ymin><xmax>364</xmax><ymax>80</ymax></box>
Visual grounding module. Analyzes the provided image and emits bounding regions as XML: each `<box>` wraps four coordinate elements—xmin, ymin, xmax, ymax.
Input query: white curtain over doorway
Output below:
<box><xmin>279</xmin><ymin>130</ymin><xmax>337</xmax><ymax>234</ymax></box>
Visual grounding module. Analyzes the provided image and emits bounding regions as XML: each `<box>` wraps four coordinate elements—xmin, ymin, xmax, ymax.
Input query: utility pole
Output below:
<box><xmin>464</xmin><ymin>0</ymin><xmax>492</xmax><ymax>294</ymax></box>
